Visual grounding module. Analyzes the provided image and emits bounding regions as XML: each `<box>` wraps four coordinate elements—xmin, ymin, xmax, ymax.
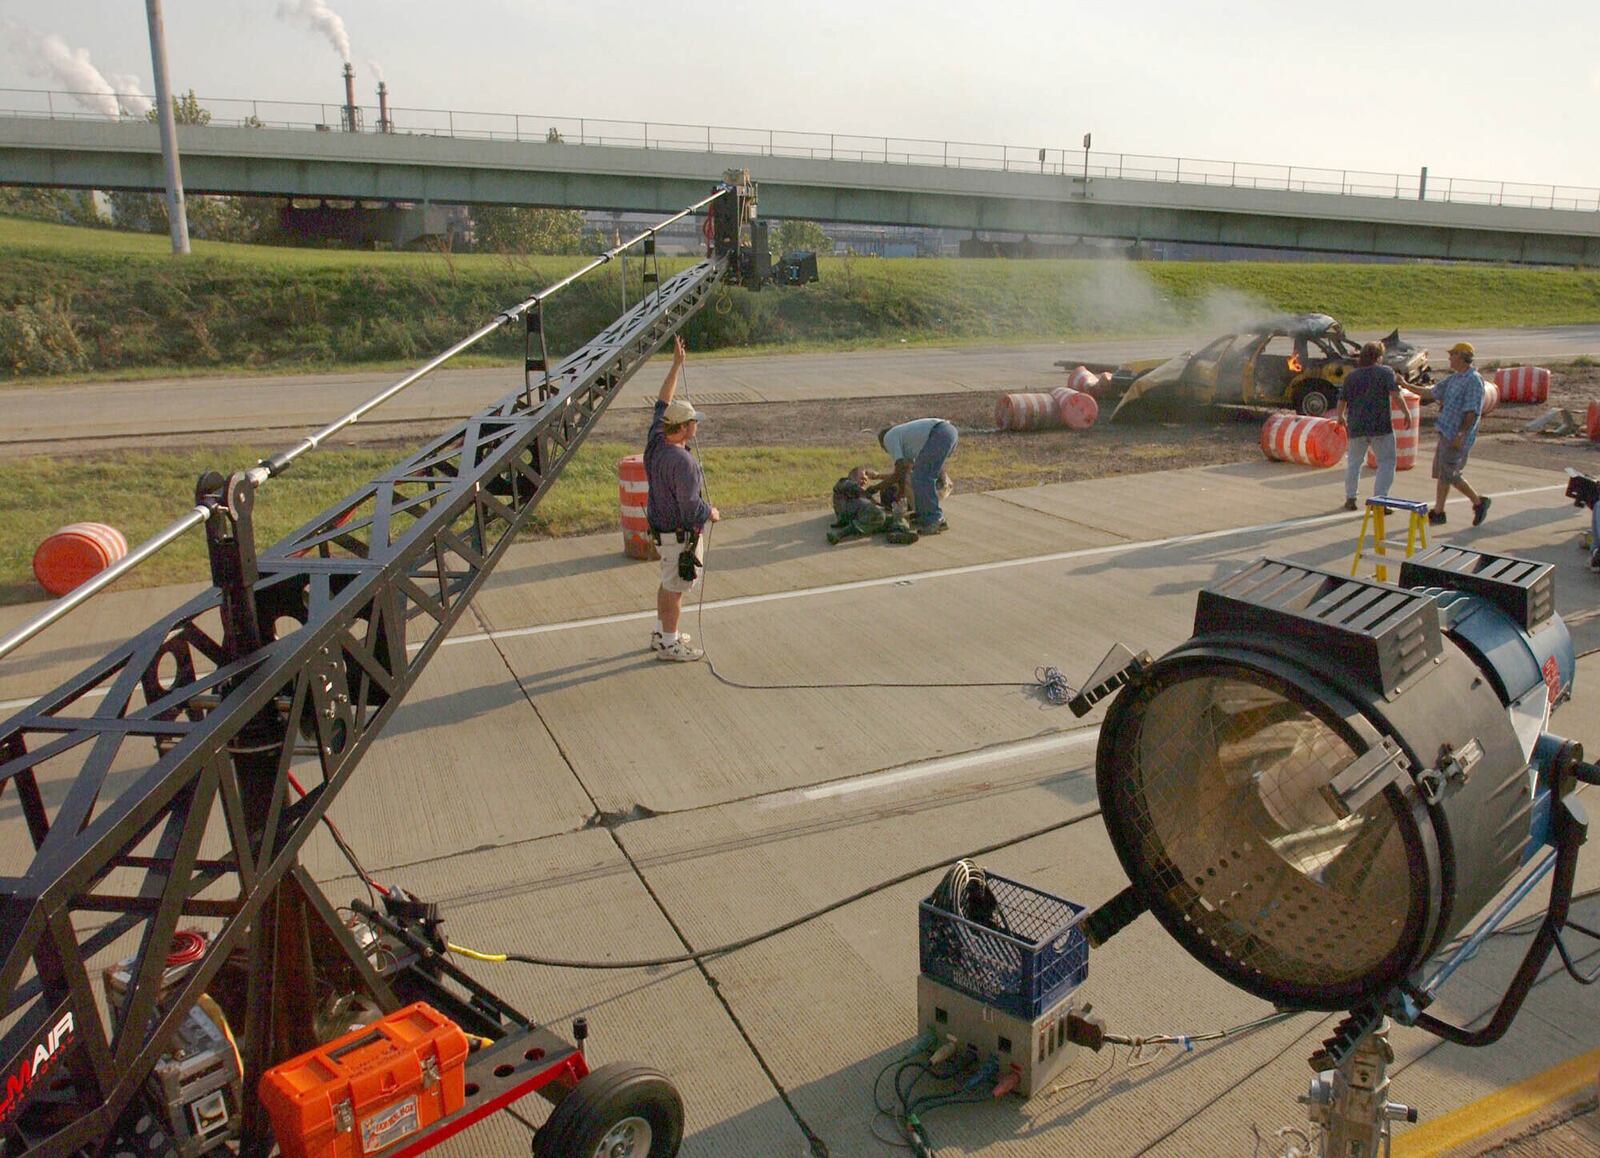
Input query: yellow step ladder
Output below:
<box><xmin>1350</xmin><ymin>497</ymin><xmax>1431</xmax><ymax>582</ymax></box>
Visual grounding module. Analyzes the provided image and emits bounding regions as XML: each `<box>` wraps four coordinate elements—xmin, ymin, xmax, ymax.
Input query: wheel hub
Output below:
<box><xmin>594</xmin><ymin>1115</ymin><xmax>653</xmax><ymax>1158</ymax></box>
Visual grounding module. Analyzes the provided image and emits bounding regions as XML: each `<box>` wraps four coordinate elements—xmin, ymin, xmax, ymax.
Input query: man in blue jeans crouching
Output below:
<box><xmin>866</xmin><ymin>418</ymin><xmax>958</xmax><ymax>534</ymax></box>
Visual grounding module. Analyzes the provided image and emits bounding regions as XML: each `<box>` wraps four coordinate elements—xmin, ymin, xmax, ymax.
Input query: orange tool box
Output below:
<box><xmin>259</xmin><ymin>1002</ymin><xmax>468</xmax><ymax>1158</ymax></box>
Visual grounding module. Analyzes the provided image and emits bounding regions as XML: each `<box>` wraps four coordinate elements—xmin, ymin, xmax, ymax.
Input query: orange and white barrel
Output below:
<box><xmin>1493</xmin><ymin>365</ymin><xmax>1550</xmax><ymax>404</ymax></box>
<box><xmin>1261</xmin><ymin>412</ymin><xmax>1347</xmax><ymax>468</ymax></box>
<box><xmin>618</xmin><ymin>455</ymin><xmax>657</xmax><ymax>560</ymax></box>
<box><xmin>1052</xmin><ymin>385</ymin><xmax>1099</xmax><ymax>429</ymax></box>
<box><xmin>1066</xmin><ymin>365</ymin><xmax>1098</xmax><ymax>393</ymax></box>
<box><xmin>1480</xmin><ymin>379</ymin><xmax>1500</xmax><ymax>417</ymax></box>
<box><xmin>32</xmin><ymin>522</ymin><xmax>128</xmax><ymax>597</ymax></box>
<box><xmin>995</xmin><ymin>392</ymin><xmax>1063</xmax><ymax>431</ymax></box>
<box><xmin>1588</xmin><ymin>401</ymin><xmax>1600</xmax><ymax>442</ymax></box>
<box><xmin>1366</xmin><ymin>388</ymin><xmax>1422</xmax><ymax>471</ymax></box>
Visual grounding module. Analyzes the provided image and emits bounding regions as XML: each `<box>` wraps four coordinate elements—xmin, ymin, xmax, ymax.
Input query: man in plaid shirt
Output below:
<box><xmin>1426</xmin><ymin>341</ymin><xmax>1490</xmax><ymax>527</ymax></box>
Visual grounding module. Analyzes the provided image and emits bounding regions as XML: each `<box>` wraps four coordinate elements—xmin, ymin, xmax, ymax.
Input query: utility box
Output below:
<box><xmin>917</xmin><ymin>975</ymin><xmax>1086</xmax><ymax>1098</ymax></box>
<box><xmin>260</xmin><ymin>1002</ymin><xmax>467</xmax><ymax>1158</ymax></box>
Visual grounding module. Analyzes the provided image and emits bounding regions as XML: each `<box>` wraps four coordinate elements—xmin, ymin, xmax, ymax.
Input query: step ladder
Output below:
<box><xmin>1350</xmin><ymin>497</ymin><xmax>1431</xmax><ymax>582</ymax></box>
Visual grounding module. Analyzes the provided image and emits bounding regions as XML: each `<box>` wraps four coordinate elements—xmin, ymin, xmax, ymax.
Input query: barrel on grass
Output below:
<box><xmin>1493</xmin><ymin>365</ymin><xmax>1550</xmax><ymax>404</ymax></box>
<box><xmin>995</xmin><ymin>392</ymin><xmax>1063</xmax><ymax>431</ymax></box>
<box><xmin>1066</xmin><ymin>365</ymin><xmax>1098</xmax><ymax>393</ymax></box>
<box><xmin>1051</xmin><ymin>386</ymin><xmax>1099</xmax><ymax>429</ymax></box>
<box><xmin>1261</xmin><ymin>411</ymin><xmax>1346</xmax><ymax>468</ymax></box>
<box><xmin>33</xmin><ymin>522</ymin><xmax>129</xmax><ymax>597</ymax></box>
<box><xmin>618</xmin><ymin>455</ymin><xmax>658</xmax><ymax>560</ymax></box>
<box><xmin>1365</xmin><ymin>387</ymin><xmax>1422</xmax><ymax>471</ymax></box>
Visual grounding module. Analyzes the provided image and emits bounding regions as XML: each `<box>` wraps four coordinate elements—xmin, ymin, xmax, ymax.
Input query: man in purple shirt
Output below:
<box><xmin>644</xmin><ymin>336</ymin><xmax>719</xmax><ymax>661</ymax></box>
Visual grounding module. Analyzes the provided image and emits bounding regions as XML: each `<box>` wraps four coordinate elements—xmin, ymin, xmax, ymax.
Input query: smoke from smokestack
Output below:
<box><xmin>1</xmin><ymin>23</ymin><xmax>152</xmax><ymax>117</ymax></box>
<box><xmin>277</xmin><ymin>0</ymin><xmax>351</xmax><ymax>63</ymax></box>
<box><xmin>367</xmin><ymin>58</ymin><xmax>385</xmax><ymax>83</ymax></box>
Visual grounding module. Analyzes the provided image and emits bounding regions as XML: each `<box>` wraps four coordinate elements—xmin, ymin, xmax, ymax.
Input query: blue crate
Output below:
<box><xmin>918</xmin><ymin>874</ymin><xmax>1088</xmax><ymax>1020</ymax></box>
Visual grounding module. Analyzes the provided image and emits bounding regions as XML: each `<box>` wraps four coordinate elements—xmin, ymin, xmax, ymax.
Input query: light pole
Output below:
<box><xmin>1082</xmin><ymin>132</ymin><xmax>1092</xmax><ymax>185</ymax></box>
<box><xmin>145</xmin><ymin>0</ymin><xmax>190</xmax><ymax>255</ymax></box>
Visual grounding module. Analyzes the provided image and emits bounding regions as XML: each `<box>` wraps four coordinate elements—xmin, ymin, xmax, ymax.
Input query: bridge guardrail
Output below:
<box><xmin>4</xmin><ymin>86</ymin><xmax>1597</xmax><ymax>214</ymax></box>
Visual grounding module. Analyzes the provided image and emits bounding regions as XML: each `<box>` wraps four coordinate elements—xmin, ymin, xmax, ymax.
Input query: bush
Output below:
<box><xmin>0</xmin><ymin>298</ymin><xmax>86</xmax><ymax>375</ymax></box>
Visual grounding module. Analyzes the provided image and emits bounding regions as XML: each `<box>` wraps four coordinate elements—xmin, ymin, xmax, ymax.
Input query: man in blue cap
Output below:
<box><xmin>1425</xmin><ymin>341</ymin><xmax>1489</xmax><ymax>527</ymax></box>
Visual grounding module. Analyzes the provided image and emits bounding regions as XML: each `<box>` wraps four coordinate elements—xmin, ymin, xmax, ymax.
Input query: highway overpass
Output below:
<box><xmin>3</xmin><ymin>113</ymin><xmax>1599</xmax><ymax>265</ymax></box>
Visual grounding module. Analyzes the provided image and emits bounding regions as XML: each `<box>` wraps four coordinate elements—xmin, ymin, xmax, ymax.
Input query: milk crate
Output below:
<box><xmin>918</xmin><ymin>874</ymin><xmax>1088</xmax><ymax>1019</ymax></box>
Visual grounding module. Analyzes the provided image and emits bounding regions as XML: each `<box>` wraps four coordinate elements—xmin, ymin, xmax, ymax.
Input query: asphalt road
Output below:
<box><xmin>4</xmin><ymin>325</ymin><xmax>1598</xmax><ymax>457</ymax></box>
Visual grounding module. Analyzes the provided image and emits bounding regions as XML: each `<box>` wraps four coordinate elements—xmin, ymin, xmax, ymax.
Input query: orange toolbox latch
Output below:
<box><xmin>259</xmin><ymin>1001</ymin><xmax>469</xmax><ymax>1158</ymax></box>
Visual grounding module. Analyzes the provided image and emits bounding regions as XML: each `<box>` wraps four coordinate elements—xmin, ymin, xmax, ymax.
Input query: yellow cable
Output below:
<box><xmin>446</xmin><ymin>941</ymin><xmax>507</xmax><ymax>962</ymax></box>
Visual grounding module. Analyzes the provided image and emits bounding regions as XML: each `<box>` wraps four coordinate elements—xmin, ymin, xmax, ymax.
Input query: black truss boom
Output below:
<box><xmin>0</xmin><ymin>238</ymin><xmax>731</xmax><ymax>1156</ymax></box>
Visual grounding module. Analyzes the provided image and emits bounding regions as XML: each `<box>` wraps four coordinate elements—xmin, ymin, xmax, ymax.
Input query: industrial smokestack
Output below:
<box><xmin>377</xmin><ymin>80</ymin><xmax>391</xmax><ymax>133</ymax></box>
<box><xmin>341</xmin><ymin>61</ymin><xmax>359</xmax><ymax>132</ymax></box>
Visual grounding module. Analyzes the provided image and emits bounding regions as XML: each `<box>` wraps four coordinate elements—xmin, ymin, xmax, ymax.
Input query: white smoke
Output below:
<box><xmin>367</xmin><ymin>58</ymin><xmax>384</xmax><ymax>83</ymax></box>
<box><xmin>3</xmin><ymin>23</ymin><xmax>152</xmax><ymax>117</ymax></box>
<box><xmin>278</xmin><ymin>0</ymin><xmax>352</xmax><ymax>63</ymax></box>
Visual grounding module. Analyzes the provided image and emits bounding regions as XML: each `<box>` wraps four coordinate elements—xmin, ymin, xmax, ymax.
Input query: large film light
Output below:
<box><xmin>1094</xmin><ymin>547</ymin><xmax>1579</xmax><ymax>1012</ymax></box>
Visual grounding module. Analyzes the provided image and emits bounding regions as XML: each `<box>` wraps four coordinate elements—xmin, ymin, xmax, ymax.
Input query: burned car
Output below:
<box><xmin>1072</xmin><ymin>314</ymin><xmax>1430</xmax><ymax>421</ymax></box>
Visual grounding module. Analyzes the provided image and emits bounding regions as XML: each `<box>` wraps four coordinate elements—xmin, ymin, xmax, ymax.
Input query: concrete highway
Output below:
<box><xmin>4</xmin><ymin>325</ymin><xmax>1598</xmax><ymax>457</ymax></box>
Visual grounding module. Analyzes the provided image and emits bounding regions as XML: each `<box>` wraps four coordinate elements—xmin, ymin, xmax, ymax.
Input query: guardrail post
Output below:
<box><xmin>768</xmin><ymin>128</ymin><xmax>773</xmax><ymax>156</ymax></box>
<box><xmin>1175</xmin><ymin>157</ymin><xmax>1181</xmax><ymax>182</ymax></box>
<box><xmin>46</xmin><ymin>91</ymin><xmax>53</xmax><ymax>118</ymax></box>
<box><xmin>644</xmin><ymin>122</ymin><xmax>649</xmax><ymax>148</ymax></box>
<box><xmin>884</xmin><ymin>136</ymin><xmax>889</xmax><ymax>163</ymax></box>
<box><xmin>448</xmin><ymin>109</ymin><xmax>454</xmax><ymax>136</ymax></box>
<box><xmin>943</xmin><ymin>140</ymin><xmax>948</xmax><ymax>166</ymax></box>
<box><xmin>706</xmin><ymin>125</ymin><xmax>711</xmax><ymax>152</ymax></box>
<box><xmin>829</xmin><ymin>133</ymin><xmax>834</xmax><ymax>160</ymax></box>
<box><xmin>1341</xmin><ymin>169</ymin><xmax>1347</xmax><ymax>195</ymax></box>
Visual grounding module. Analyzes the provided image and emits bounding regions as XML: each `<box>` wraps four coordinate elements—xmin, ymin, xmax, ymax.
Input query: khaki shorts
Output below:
<box><xmin>1431</xmin><ymin>438</ymin><xmax>1471</xmax><ymax>482</ymax></box>
<box><xmin>658</xmin><ymin>532</ymin><xmax>706</xmax><ymax>594</ymax></box>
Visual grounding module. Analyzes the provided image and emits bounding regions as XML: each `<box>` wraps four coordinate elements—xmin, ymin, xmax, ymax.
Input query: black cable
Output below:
<box><xmin>481</xmin><ymin>809</ymin><xmax>1102</xmax><ymax>970</ymax></box>
<box><xmin>675</xmin><ymin>362</ymin><xmax>1069</xmax><ymax>699</ymax></box>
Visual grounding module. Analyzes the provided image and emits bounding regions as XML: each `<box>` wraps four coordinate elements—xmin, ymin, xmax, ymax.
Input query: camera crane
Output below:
<box><xmin>0</xmin><ymin>174</ymin><xmax>793</xmax><ymax>1158</ymax></box>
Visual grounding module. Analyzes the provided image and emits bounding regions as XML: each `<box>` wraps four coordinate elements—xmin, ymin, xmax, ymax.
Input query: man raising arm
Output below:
<box><xmin>644</xmin><ymin>336</ymin><xmax>720</xmax><ymax>662</ymax></box>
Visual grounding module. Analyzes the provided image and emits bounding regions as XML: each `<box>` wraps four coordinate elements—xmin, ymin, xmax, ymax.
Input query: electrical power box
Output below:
<box><xmin>916</xmin><ymin>975</ymin><xmax>1087</xmax><ymax>1098</ymax></box>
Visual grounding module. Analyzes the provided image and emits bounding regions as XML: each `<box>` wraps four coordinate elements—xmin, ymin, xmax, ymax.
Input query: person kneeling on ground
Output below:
<box><xmin>865</xmin><ymin>418</ymin><xmax>958</xmax><ymax>535</ymax></box>
<box><xmin>1420</xmin><ymin>341</ymin><xmax>1490</xmax><ymax>528</ymax></box>
<box><xmin>644</xmin><ymin>336</ymin><xmax>719</xmax><ymax>662</ymax></box>
<box><xmin>1334</xmin><ymin>339</ymin><xmax>1408</xmax><ymax>511</ymax></box>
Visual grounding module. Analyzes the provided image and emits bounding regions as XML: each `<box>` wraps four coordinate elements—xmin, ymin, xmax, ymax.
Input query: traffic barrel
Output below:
<box><xmin>1480</xmin><ymin>379</ymin><xmax>1500</xmax><ymax>417</ymax></box>
<box><xmin>618</xmin><ymin>455</ymin><xmax>658</xmax><ymax>560</ymax></box>
<box><xmin>32</xmin><ymin>522</ymin><xmax>128</xmax><ymax>597</ymax></box>
<box><xmin>1066</xmin><ymin>365</ymin><xmax>1098</xmax><ymax>392</ymax></box>
<box><xmin>1365</xmin><ymin>388</ymin><xmax>1422</xmax><ymax>471</ymax></box>
<box><xmin>995</xmin><ymin>392</ymin><xmax>1063</xmax><ymax>431</ymax></box>
<box><xmin>1587</xmin><ymin>401</ymin><xmax>1600</xmax><ymax>442</ymax></box>
<box><xmin>1492</xmin><ymin>365</ymin><xmax>1549</xmax><ymax>404</ymax></box>
<box><xmin>1052</xmin><ymin>386</ymin><xmax>1099</xmax><ymax>429</ymax></box>
<box><xmin>1261</xmin><ymin>412</ymin><xmax>1346</xmax><ymax>468</ymax></box>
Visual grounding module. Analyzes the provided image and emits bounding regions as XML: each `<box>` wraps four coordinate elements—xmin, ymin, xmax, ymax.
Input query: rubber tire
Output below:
<box><xmin>532</xmin><ymin>1063</ymin><xmax>684</xmax><ymax>1158</ymax></box>
<box><xmin>1295</xmin><ymin>382</ymin><xmax>1335</xmax><ymax>417</ymax></box>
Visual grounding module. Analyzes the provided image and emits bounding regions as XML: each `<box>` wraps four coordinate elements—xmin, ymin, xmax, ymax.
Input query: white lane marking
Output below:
<box><xmin>0</xmin><ymin>483</ymin><xmax>1568</xmax><ymax>712</ymax></box>
<box><xmin>433</xmin><ymin>483</ymin><xmax>1566</xmax><ymax>650</ymax></box>
<box><xmin>758</xmin><ymin>727</ymin><xmax>1102</xmax><ymax>808</ymax></box>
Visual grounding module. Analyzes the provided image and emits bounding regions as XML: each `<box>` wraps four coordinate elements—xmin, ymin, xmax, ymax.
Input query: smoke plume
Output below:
<box><xmin>2</xmin><ymin>23</ymin><xmax>151</xmax><ymax>117</ymax></box>
<box><xmin>367</xmin><ymin>58</ymin><xmax>385</xmax><ymax>83</ymax></box>
<box><xmin>277</xmin><ymin>0</ymin><xmax>351</xmax><ymax>63</ymax></box>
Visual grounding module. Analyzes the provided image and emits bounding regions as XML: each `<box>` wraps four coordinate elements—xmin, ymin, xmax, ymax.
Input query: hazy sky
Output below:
<box><xmin>2</xmin><ymin>0</ymin><xmax>1597</xmax><ymax>191</ymax></box>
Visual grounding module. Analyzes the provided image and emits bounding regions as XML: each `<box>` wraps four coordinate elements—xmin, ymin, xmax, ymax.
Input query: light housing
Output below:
<box><xmin>1095</xmin><ymin>548</ymin><xmax>1573</xmax><ymax>1011</ymax></box>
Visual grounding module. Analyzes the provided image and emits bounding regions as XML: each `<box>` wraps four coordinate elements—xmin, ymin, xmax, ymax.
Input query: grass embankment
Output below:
<box><xmin>0</xmin><ymin>440</ymin><xmax>1098</xmax><ymax>605</ymax></box>
<box><xmin>5</xmin><ymin>215</ymin><xmax>1600</xmax><ymax>380</ymax></box>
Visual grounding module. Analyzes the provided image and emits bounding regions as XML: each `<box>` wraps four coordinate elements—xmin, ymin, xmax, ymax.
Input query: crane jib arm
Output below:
<box><xmin>0</xmin><ymin>230</ymin><xmax>740</xmax><ymax>1154</ymax></box>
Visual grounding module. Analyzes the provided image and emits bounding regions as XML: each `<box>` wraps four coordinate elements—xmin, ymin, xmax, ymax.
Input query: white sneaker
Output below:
<box><xmin>654</xmin><ymin>637</ymin><xmax>704</xmax><ymax>663</ymax></box>
<box><xmin>650</xmin><ymin>631</ymin><xmax>692</xmax><ymax>652</ymax></box>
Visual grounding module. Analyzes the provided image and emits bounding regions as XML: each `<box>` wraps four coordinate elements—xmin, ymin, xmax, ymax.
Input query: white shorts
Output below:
<box><xmin>658</xmin><ymin>533</ymin><xmax>706</xmax><ymax>594</ymax></box>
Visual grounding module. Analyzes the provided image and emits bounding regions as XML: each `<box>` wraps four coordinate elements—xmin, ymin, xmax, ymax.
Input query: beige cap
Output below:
<box><xmin>662</xmin><ymin>398</ymin><xmax>702</xmax><ymax>424</ymax></box>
